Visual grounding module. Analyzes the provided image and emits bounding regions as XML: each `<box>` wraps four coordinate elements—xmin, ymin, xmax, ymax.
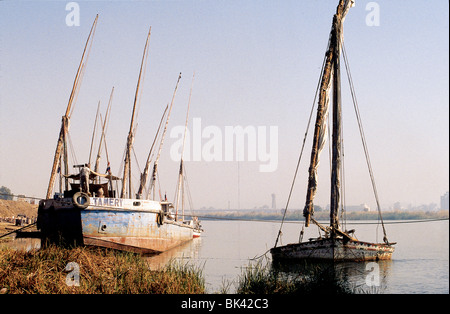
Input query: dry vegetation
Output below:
<box><xmin>0</xmin><ymin>245</ymin><xmax>205</xmax><ymax>294</ymax></box>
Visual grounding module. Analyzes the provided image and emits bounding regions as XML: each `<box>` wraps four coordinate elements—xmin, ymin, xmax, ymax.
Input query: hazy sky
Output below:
<box><xmin>0</xmin><ymin>0</ymin><xmax>448</xmax><ymax>211</ymax></box>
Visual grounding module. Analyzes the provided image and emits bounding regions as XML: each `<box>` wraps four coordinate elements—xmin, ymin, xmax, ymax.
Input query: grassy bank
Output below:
<box><xmin>1</xmin><ymin>245</ymin><xmax>381</xmax><ymax>294</ymax></box>
<box><xmin>0</xmin><ymin>245</ymin><xmax>205</xmax><ymax>294</ymax></box>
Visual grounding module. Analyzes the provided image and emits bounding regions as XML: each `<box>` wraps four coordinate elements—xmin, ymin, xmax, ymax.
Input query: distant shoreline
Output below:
<box><xmin>194</xmin><ymin>210</ymin><xmax>449</xmax><ymax>222</ymax></box>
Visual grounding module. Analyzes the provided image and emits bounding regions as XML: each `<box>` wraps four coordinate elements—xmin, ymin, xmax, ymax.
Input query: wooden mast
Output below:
<box><xmin>46</xmin><ymin>15</ymin><xmax>98</xmax><ymax>199</ymax></box>
<box><xmin>94</xmin><ymin>87</ymin><xmax>114</xmax><ymax>179</ymax></box>
<box><xmin>303</xmin><ymin>0</ymin><xmax>353</xmax><ymax>227</ymax></box>
<box><xmin>88</xmin><ymin>100</ymin><xmax>101</xmax><ymax>166</ymax></box>
<box><xmin>330</xmin><ymin>4</ymin><xmax>343</xmax><ymax>232</ymax></box>
<box><xmin>175</xmin><ymin>73</ymin><xmax>195</xmax><ymax>220</ymax></box>
<box><xmin>148</xmin><ymin>73</ymin><xmax>182</xmax><ymax>200</ymax></box>
<box><xmin>136</xmin><ymin>104</ymin><xmax>168</xmax><ymax>199</ymax></box>
<box><xmin>121</xmin><ymin>27</ymin><xmax>151</xmax><ymax>198</ymax></box>
<box><xmin>330</xmin><ymin>0</ymin><xmax>353</xmax><ymax>232</ymax></box>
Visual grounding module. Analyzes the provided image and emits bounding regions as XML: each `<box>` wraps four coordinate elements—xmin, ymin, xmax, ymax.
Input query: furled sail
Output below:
<box><xmin>303</xmin><ymin>0</ymin><xmax>354</xmax><ymax>228</ymax></box>
<box><xmin>303</xmin><ymin>50</ymin><xmax>334</xmax><ymax>227</ymax></box>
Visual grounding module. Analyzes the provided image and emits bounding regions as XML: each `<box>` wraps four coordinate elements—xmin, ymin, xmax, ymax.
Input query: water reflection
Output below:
<box><xmin>0</xmin><ymin>238</ymin><xmax>41</xmax><ymax>252</ymax></box>
<box><xmin>271</xmin><ymin>259</ymin><xmax>393</xmax><ymax>293</ymax></box>
<box><xmin>144</xmin><ymin>238</ymin><xmax>202</xmax><ymax>270</ymax></box>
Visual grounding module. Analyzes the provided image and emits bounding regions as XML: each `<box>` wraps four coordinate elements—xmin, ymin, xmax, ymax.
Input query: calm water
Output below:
<box><xmin>4</xmin><ymin>218</ymin><xmax>448</xmax><ymax>294</ymax></box>
<box><xmin>147</xmin><ymin>218</ymin><xmax>449</xmax><ymax>294</ymax></box>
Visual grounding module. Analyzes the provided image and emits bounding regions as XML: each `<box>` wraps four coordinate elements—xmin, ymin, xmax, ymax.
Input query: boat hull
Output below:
<box><xmin>37</xmin><ymin>197</ymin><xmax>201</xmax><ymax>254</ymax></box>
<box><xmin>270</xmin><ymin>238</ymin><xmax>394</xmax><ymax>262</ymax></box>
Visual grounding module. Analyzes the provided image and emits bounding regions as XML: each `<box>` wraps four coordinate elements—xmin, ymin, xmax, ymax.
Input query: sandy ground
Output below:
<box><xmin>0</xmin><ymin>199</ymin><xmax>38</xmax><ymax>242</ymax></box>
<box><xmin>0</xmin><ymin>199</ymin><xmax>38</xmax><ymax>218</ymax></box>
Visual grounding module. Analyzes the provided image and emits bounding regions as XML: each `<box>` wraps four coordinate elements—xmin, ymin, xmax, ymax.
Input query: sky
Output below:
<box><xmin>0</xmin><ymin>0</ymin><xmax>448</xmax><ymax>211</ymax></box>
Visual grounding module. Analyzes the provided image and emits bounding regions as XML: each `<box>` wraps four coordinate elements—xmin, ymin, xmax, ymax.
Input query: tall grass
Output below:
<box><xmin>0</xmin><ymin>245</ymin><xmax>205</xmax><ymax>294</ymax></box>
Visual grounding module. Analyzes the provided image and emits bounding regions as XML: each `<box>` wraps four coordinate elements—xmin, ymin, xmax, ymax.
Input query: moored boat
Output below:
<box><xmin>37</xmin><ymin>16</ymin><xmax>202</xmax><ymax>254</ymax></box>
<box><xmin>38</xmin><ymin>195</ymin><xmax>200</xmax><ymax>254</ymax></box>
<box><xmin>271</xmin><ymin>0</ymin><xmax>395</xmax><ymax>262</ymax></box>
<box><xmin>271</xmin><ymin>237</ymin><xmax>394</xmax><ymax>262</ymax></box>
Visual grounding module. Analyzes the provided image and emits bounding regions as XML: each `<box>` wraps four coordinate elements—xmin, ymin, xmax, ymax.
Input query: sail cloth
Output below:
<box><xmin>308</xmin><ymin>89</ymin><xmax>331</xmax><ymax>208</ymax></box>
<box><xmin>303</xmin><ymin>0</ymin><xmax>354</xmax><ymax>228</ymax></box>
<box><xmin>303</xmin><ymin>59</ymin><xmax>334</xmax><ymax>226</ymax></box>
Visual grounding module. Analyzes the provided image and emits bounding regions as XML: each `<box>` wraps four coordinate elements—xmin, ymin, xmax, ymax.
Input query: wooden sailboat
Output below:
<box><xmin>173</xmin><ymin>73</ymin><xmax>203</xmax><ymax>238</ymax></box>
<box><xmin>37</xmin><ymin>19</ymin><xmax>202</xmax><ymax>254</ymax></box>
<box><xmin>270</xmin><ymin>0</ymin><xmax>395</xmax><ymax>262</ymax></box>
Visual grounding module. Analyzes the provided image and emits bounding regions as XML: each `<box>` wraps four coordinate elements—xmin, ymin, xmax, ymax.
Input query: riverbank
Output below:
<box><xmin>0</xmin><ymin>199</ymin><xmax>38</xmax><ymax>218</ymax></box>
<box><xmin>0</xmin><ymin>245</ymin><xmax>205</xmax><ymax>294</ymax></box>
<box><xmin>0</xmin><ymin>244</ymin><xmax>363</xmax><ymax>294</ymax></box>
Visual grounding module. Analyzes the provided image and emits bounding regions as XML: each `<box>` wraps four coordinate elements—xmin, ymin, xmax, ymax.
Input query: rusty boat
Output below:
<box><xmin>271</xmin><ymin>0</ymin><xmax>395</xmax><ymax>262</ymax></box>
<box><xmin>37</xmin><ymin>16</ymin><xmax>202</xmax><ymax>254</ymax></box>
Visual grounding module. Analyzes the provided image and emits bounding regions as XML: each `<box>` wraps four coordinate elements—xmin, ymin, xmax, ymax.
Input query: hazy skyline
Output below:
<box><xmin>0</xmin><ymin>0</ymin><xmax>448</xmax><ymax>211</ymax></box>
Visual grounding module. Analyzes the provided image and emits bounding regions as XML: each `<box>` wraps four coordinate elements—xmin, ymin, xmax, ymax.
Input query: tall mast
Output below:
<box><xmin>330</xmin><ymin>0</ymin><xmax>353</xmax><ymax>231</ymax></box>
<box><xmin>46</xmin><ymin>14</ymin><xmax>98</xmax><ymax>199</ymax></box>
<box><xmin>94</xmin><ymin>87</ymin><xmax>114</xmax><ymax>177</ymax></box>
<box><xmin>303</xmin><ymin>0</ymin><xmax>353</xmax><ymax>227</ymax></box>
<box><xmin>330</xmin><ymin>10</ymin><xmax>343</xmax><ymax>232</ymax></box>
<box><xmin>175</xmin><ymin>73</ymin><xmax>195</xmax><ymax>219</ymax></box>
<box><xmin>148</xmin><ymin>73</ymin><xmax>182</xmax><ymax>200</ymax></box>
<box><xmin>136</xmin><ymin>104</ymin><xmax>168</xmax><ymax>199</ymax></box>
<box><xmin>121</xmin><ymin>27</ymin><xmax>151</xmax><ymax>198</ymax></box>
<box><xmin>88</xmin><ymin>100</ymin><xmax>101</xmax><ymax>166</ymax></box>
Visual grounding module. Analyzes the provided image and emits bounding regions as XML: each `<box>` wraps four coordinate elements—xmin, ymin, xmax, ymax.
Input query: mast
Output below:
<box><xmin>330</xmin><ymin>0</ymin><xmax>353</xmax><ymax>231</ymax></box>
<box><xmin>121</xmin><ymin>27</ymin><xmax>152</xmax><ymax>198</ymax></box>
<box><xmin>330</xmin><ymin>6</ymin><xmax>343</xmax><ymax>232</ymax></box>
<box><xmin>136</xmin><ymin>104</ymin><xmax>168</xmax><ymax>199</ymax></box>
<box><xmin>175</xmin><ymin>73</ymin><xmax>195</xmax><ymax>220</ymax></box>
<box><xmin>46</xmin><ymin>14</ymin><xmax>98</xmax><ymax>199</ymax></box>
<box><xmin>148</xmin><ymin>73</ymin><xmax>182</xmax><ymax>200</ymax></box>
<box><xmin>94</xmin><ymin>87</ymin><xmax>114</xmax><ymax>179</ymax></box>
<box><xmin>303</xmin><ymin>0</ymin><xmax>353</xmax><ymax>228</ymax></box>
<box><xmin>88</xmin><ymin>100</ymin><xmax>101</xmax><ymax>166</ymax></box>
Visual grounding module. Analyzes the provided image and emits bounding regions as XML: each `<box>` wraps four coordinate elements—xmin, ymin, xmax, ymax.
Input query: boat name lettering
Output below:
<box><xmin>92</xmin><ymin>197</ymin><xmax>123</xmax><ymax>207</ymax></box>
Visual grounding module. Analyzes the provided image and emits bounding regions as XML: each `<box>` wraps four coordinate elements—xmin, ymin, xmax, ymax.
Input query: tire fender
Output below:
<box><xmin>72</xmin><ymin>192</ymin><xmax>90</xmax><ymax>209</ymax></box>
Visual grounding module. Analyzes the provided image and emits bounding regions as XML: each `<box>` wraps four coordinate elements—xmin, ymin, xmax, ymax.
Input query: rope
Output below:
<box><xmin>0</xmin><ymin>222</ymin><xmax>37</xmax><ymax>239</ymax></box>
<box><xmin>341</xmin><ymin>41</ymin><xmax>389</xmax><ymax>243</ymax></box>
<box><xmin>273</xmin><ymin>48</ymin><xmax>329</xmax><ymax>248</ymax></box>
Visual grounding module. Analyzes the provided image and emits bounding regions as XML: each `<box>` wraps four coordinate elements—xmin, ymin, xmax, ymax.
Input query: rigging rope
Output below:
<box><xmin>274</xmin><ymin>49</ymin><xmax>329</xmax><ymax>248</ymax></box>
<box><xmin>341</xmin><ymin>41</ymin><xmax>389</xmax><ymax>243</ymax></box>
<box><xmin>66</xmin><ymin>131</ymin><xmax>78</xmax><ymax>166</ymax></box>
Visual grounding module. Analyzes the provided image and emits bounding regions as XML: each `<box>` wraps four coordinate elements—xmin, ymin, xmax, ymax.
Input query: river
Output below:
<box><xmin>146</xmin><ymin>218</ymin><xmax>449</xmax><ymax>294</ymax></box>
<box><xmin>3</xmin><ymin>218</ymin><xmax>448</xmax><ymax>294</ymax></box>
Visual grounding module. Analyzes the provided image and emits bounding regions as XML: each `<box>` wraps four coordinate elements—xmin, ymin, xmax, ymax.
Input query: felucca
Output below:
<box><xmin>270</xmin><ymin>0</ymin><xmax>395</xmax><ymax>262</ymax></box>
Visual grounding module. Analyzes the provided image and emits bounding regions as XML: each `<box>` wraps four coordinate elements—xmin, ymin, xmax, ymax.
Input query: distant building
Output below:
<box><xmin>344</xmin><ymin>204</ymin><xmax>371</xmax><ymax>212</ymax></box>
<box><xmin>271</xmin><ymin>194</ymin><xmax>276</xmax><ymax>210</ymax></box>
<box><xmin>441</xmin><ymin>192</ymin><xmax>449</xmax><ymax>210</ymax></box>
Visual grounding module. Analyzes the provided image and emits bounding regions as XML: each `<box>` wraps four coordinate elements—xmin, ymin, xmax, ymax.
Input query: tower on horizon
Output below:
<box><xmin>271</xmin><ymin>193</ymin><xmax>276</xmax><ymax>210</ymax></box>
<box><xmin>441</xmin><ymin>191</ymin><xmax>449</xmax><ymax>210</ymax></box>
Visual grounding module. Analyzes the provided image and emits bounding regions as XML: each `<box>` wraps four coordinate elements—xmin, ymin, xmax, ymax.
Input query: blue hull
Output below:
<box><xmin>81</xmin><ymin>209</ymin><xmax>194</xmax><ymax>254</ymax></box>
<box><xmin>37</xmin><ymin>197</ymin><xmax>200</xmax><ymax>254</ymax></box>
